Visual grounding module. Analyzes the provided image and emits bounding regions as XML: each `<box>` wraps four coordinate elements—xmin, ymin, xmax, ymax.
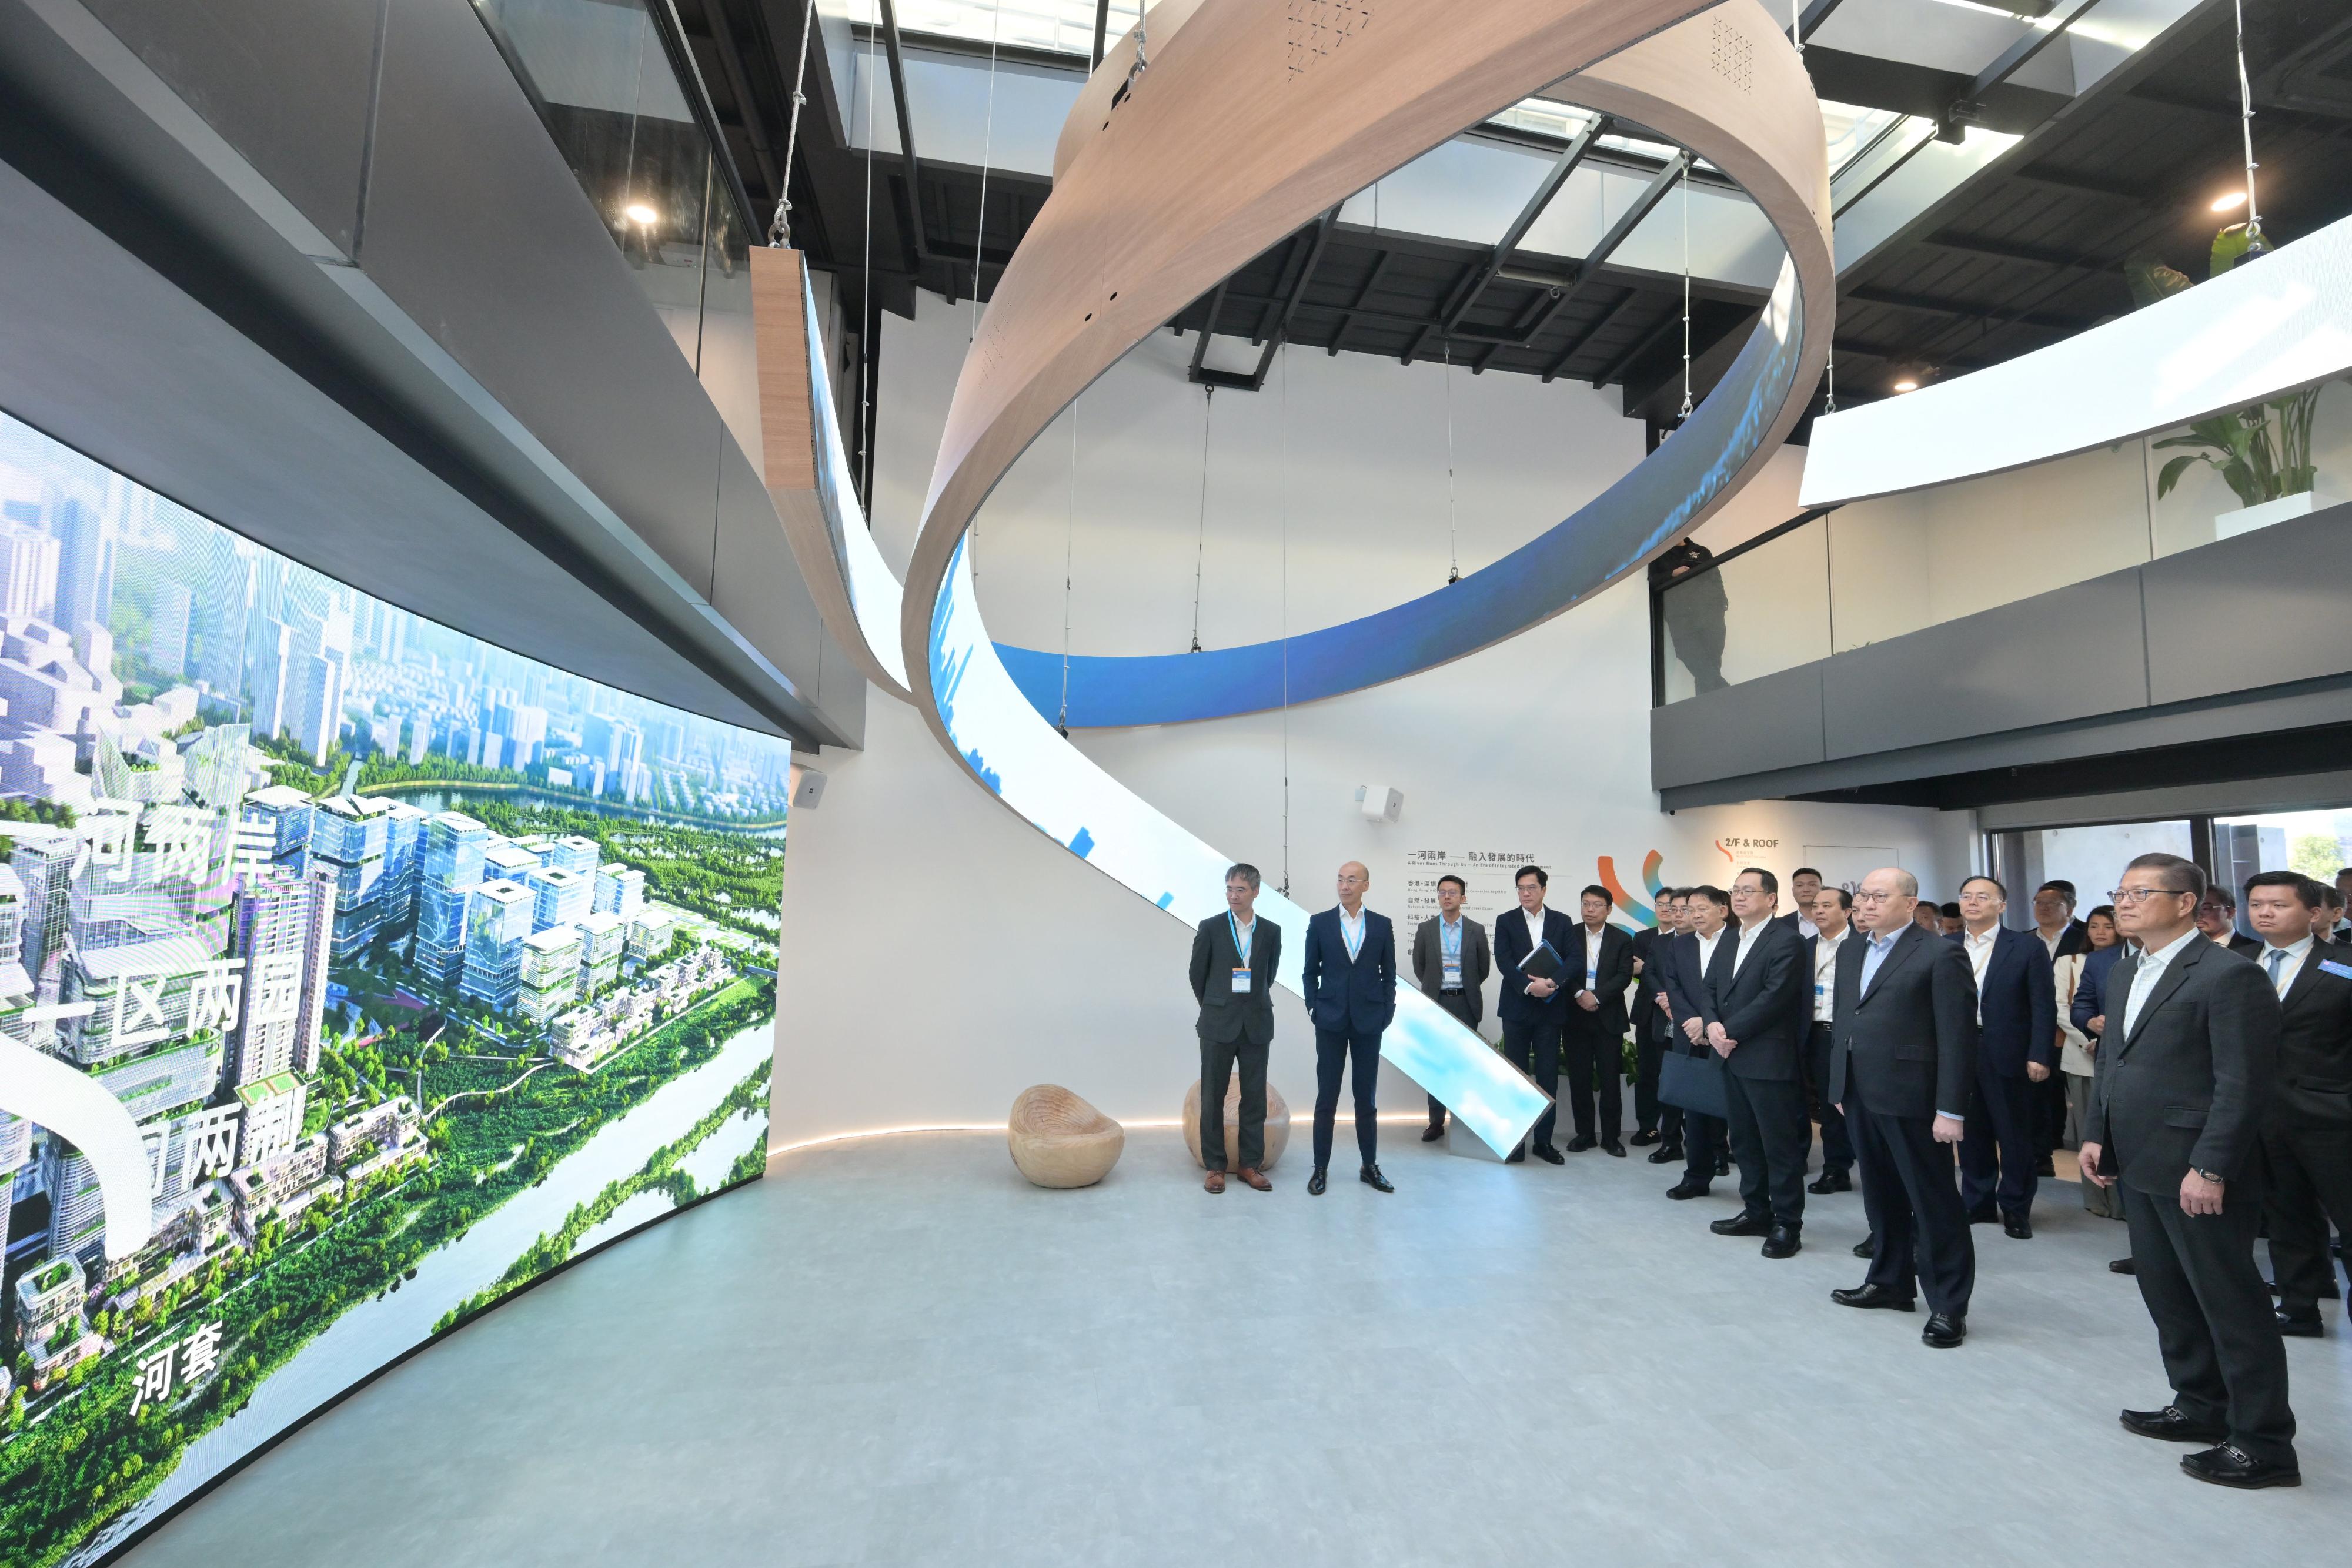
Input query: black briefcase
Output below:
<box><xmin>1658</xmin><ymin>1044</ymin><xmax>1728</xmax><ymax>1120</ymax></box>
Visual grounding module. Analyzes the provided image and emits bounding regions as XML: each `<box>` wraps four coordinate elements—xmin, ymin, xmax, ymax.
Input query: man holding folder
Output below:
<box><xmin>1493</xmin><ymin>864</ymin><xmax>1575</xmax><ymax>1164</ymax></box>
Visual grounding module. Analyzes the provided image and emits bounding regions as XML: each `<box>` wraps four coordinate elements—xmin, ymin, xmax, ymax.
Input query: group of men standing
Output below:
<box><xmin>1187</xmin><ymin>848</ymin><xmax>2328</xmax><ymax>1491</ymax></box>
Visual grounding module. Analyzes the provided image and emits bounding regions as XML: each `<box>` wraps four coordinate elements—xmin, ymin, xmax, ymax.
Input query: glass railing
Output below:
<box><xmin>1657</xmin><ymin>377</ymin><xmax>2352</xmax><ymax>704</ymax></box>
<box><xmin>470</xmin><ymin>0</ymin><xmax>764</xmax><ymax>459</ymax></box>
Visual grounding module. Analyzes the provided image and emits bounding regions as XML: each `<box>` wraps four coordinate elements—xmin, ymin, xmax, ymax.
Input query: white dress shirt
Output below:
<box><xmin>1962</xmin><ymin>925</ymin><xmax>1998</xmax><ymax>1023</ymax></box>
<box><xmin>1730</xmin><ymin>919</ymin><xmax>1766</xmax><ymax>977</ymax></box>
<box><xmin>1339</xmin><ymin>904</ymin><xmax>1365</xmax><ymax>961</ymax></box>
<box><xmin>1582</xmin><ymin>925</ymin><xmax>1604</xmax><ymax>993</ymax></box>
<box><xmin>1695</xmin><ymin>928</ymin><xmax>1723</xmax><ymax>978</ymax></box>
<box><xmin>2122</xmin><ymin>927</ymin><xmax>2203</xmax><ymax>1038</ymax></box>
<box><xmin>1811</xmin><ymin>928</ymin><xmax>1845</xmax><ymax>1023</ymax></box>
<box><xmin>1523</xmin><ymin>907</ymin><xmax>1549</xmax><ymax>991</ymax></box>
<box><xmin>2263</xmin><ymin>933</ymin><xmax>2314</xmax><ymax>999</ymax></box>
<box><xmin>2039</xmin><ymin>926</ymin><xmax>2066</xmax><ymax>962</ymax></box>
<box><xmin>1793</xmin><ymin>914</ymin><xmax>1819</xmax><ymax>941</ymax></box>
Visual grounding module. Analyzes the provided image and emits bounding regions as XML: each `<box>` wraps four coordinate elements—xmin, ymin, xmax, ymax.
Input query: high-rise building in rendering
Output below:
<box><xmin>195</xmin><ymin>537</ymin><xmax>254</xmax><ymax>698</ymax></box>
<box><xmin>0</xmin><ymin>520</ymin><xmax>60</xmax><ymax>621</ymax></box>
<box><xmin>517</xmin><ymin>925</ymin><xmax>582</xmax><ymax>1022</ymax></box>
<box><xmin>459</xmin><ymin>880</ymin><xmax>533</xmax><ymax>1009</ymax></box>
<box><xmin>10</xmin><ymin>830</ymin><xmax>75</xmax><ymax>987</ymax></box>
<box><xmin>230</xmin><ymin>868</ymin><xmax>333</xmax><ymax>1085</ymax></box>
<box><xmin>592</xmin><ymin>863</ymin><xmax>644</xmax><ymax>919</ymax></box>
<box><xmin>49</xmin><ymin>490</ymin><xmax>113</xmax><ymax>634</ymax></box>
<box><xmin>233</xmin><ymin>1070</ymin><xmax>306</xmax><ymax>1166</ymax></box>
<box><xmin>416</xmin><ymin>811</ymin><xmax>489</xmax><ymax>986</ymax></box>
<box><xmin>308</xmin><ymin>795</ymin><xmax>390</xmax><ymax>959</ymax></box>
<box><xmin>148</xmin><ymin>579</ymin><xmax>193</xmax><ymax>675</ymax></box>
<box><xmin>241</xmin><ymin>784</ymin><xmax>316</xmax><ymax>870</ymax></box>
<box><xmin>380</xmin><ymin>800</ymin><xmax>429</xmax><ymax>947</ymax></box>
<box><xmin>575</xmin><ymin>909</ymin><xmax>626</xmax><ymax>996</ymax></box>
<box><xmin>525</xmin><ymin>864</ymin><xmax>592</xmax><ymax>932</ymax></box>
<box><xmin>550</xmin><ymin>835</ymin><xmax>600</xmax><ymax>875</ymax></box>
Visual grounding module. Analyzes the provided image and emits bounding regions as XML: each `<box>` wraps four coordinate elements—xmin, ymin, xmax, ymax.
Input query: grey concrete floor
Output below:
<box><xmin>119</xmin><ymin>1125</ymin><xmax>2351</xmax><ymax>1567</ymax></box>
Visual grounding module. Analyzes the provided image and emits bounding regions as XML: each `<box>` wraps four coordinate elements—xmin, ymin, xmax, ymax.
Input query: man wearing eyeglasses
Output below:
<box><xmin>1952</xmin><ymin>875</ymin><xmax>2057</xmax><ymax>1240</ymax></box>
<box><xmin>2082</xmin><ymin>853</ymin><xmax>2295</xmax><ymax>1490</ymax></box>
<box><xmin>1826</xmin><ymin>867</ymin><xmax>1977</xmax><ymax>1349</ymax></box>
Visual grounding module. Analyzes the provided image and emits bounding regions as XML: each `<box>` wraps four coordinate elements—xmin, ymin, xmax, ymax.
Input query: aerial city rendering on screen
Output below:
<box><xmin>0</xmin><ymin>414</ymin><xmax>789</xmax><ymax>1567</ymax></box>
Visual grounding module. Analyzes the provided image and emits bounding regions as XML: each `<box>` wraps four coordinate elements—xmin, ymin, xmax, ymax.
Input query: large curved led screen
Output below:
<box><xmin>0</xmin><ymin>413</ymin><xmax>786</xmax><ymax>1568</ymax></box>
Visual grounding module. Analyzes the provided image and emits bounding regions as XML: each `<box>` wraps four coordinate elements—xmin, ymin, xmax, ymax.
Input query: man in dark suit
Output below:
<box><xmin>2246</xmin><ymin>872</ymin><xmax>2352</xmax><ymax>1339</ymax></box>
<box><xmin>1631</xmin><ymin>889</ymin><xmax>1685</xmax><ymax>1154</ymax></box>
<box><xmin>1951</xmin><ymin>875</ymin><xmax>2059</xmax><ymax>1238</ymax></box>
<box><xmin>1828</xmin><ymin>867</ymin><xmax>1978</xmax><ymax>1349</ymax></box>
<box><xmin>1412</xmin><ymin>874</ymin><xmax>1489</xmax><ymax>1141</ymax></box>
<box><xmin>1775</xmin><ymin>867</ymin><xmax>1823</xmax><ymax>940</ymax></box>
<box><xmin>1494</xmin><ymin>864</ymin><xmax>1574</xmax><ymax>1164</ymax></box>
<box><xmin>1301</xmin><ymin>861</ymin><xmax>1399</xmax><ymax>1195</ymax></box>
<box><xmin>1700</xmin><ymin>868</ymin><xmax>1812</xmax><ymax>1256</ymax></box>
<box><xmin>2073</xmin><ymin>921</ymin><xmax>2140</xmax><ymax>1274</ymax></box>
<box><xmin>1663</xmin><ymin>886</ymin><xmax>1736</xmax><ymax>1196</ymax></box>
<box><xmin>1189</xmin><ymin>862</ymin><xmax>1282</xmax><ymax>1195</ymax></box>
<box><xmin>1562</xmin><ymin>883</ymin><xmax>1635</xmax><ymax>1156</ymax></box>
<box><xmin>2082</xmin><ymin>852</ymin><xmax>2296</xmax><ymax>1489</ymax></box>
<box><xmin>1803</xmin><ymin>885</ymin><xmax>1857</xmax><ymax>1195</ymax></box>
<box><xmin>2196</xmin><ymin>885</ymin><xmax>2266</xmax><ymax>958</ymax></box>
<box><xmin>2031</xmin><ymin>881</ymin><xmax>2092</xmax><ymax>961</ymax></box>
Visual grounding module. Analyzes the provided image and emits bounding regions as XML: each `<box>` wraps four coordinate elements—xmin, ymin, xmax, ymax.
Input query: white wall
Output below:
<box><xmin>774</xmin><ymin>292</ymin><xmax>1973</xmax><ymax>1149</ymax></box>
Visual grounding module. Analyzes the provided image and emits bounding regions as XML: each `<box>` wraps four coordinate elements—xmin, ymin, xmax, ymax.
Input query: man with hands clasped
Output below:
<box><xmin>2082</xmin><ymin>853</ymin><xmax>2297</xmax><ymax>1490</ymax></box>
<box><xmin>1493</xmin><ymin>864</ymin><xmax>1576</xmax><ymax>1164</ymax></box>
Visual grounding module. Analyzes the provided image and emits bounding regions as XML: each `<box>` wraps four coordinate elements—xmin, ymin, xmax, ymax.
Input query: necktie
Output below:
<box><xmin>2269</xmin><ymin>948</ymin><xmax>2290</xmax><ymax>996</ymax></box>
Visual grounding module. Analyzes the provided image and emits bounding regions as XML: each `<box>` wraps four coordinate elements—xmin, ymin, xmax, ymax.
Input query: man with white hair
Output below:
<box><xmin>1827</xmin><ymin>867</ymin><xmax>1980</xmax><ymax>1348</ymax></box>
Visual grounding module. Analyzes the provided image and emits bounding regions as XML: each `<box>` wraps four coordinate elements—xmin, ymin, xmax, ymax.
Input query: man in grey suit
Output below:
<box><xmin>1413</xmin><ymin>874</ymin><xmax>1490</xmax><ymax>1140</ymax></box>
<box><xmin>1828</xmin><ymin>867</ymin><xmax>1979</xmax><ymax>1349</ymax></box>
<box><xmin>2082</xmin><ymin>852</ymin><xmax>2297</xmax><ymax>1489</ymax></box>
<box><xmin>1190</xmin><ymin>862</ymin><xmax>1282</xmax><ymax>1195</ymax></box>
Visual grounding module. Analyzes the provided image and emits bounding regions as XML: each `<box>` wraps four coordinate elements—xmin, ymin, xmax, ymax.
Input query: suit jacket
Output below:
<box><xmin>1697</xmin><ymin>918</ymin><xmax>1807</xmax><ymax>1081</ymax></box>
<box><xmin>1494</xmin><ymin>905</ymin><xmax>1578</xmax><ymax>1025</ymax></box>
<box><xmin>2041</xmin><ymin>920</ymin><xmax>2091</xmax><ymax>959</ymax></box>
<box><xmin>1949</xmin><ymin>925</ymin><xmax>2057</xmax><ymax>1079</ymax></box>
<box><xmin>1772</xmin><ymin>910</ymin><xmax>1818</xmax><ymax>939</ymax></box>
<box><xmin>2226</xmin><ymin>931</ymin><xmax>2264</xmax><ymax>959</ymax></box>
<box><xmin>1412</xmin><ymin>914</ymin><xmax>1489</xmax><ymax>1025</ymax></box>
<box><xmin>1190</xmin><ymin>912</ymin><xmax>1281</xmax><ymax>1046</ymax></box>
<box><xmin>2070</xmin><ymin>942</ymin><xmax>2127</xmax><ymax>1039</ymax></box>
<box><xmin>1301</xmin><ymin>907</ymin><xmax>1398</xmax><ymax>1036</ymax></box>
<box><xmin>1662</xmin><ymin>929</ymin><xmax>1714</xmax><ymax>1042</ymax></box>
<box><xmin>1631</xmin><ymin>926</ymin><xmax>1666</xmax><ymax>1042</ymax></box>
<box><xmin>1564</xmin><ymin>921</ymin><xmax>1636</xmax><ymax>1035</ymax></box>
<box><xmin>2088</xmin><ymin>936</ymin><xmax>2279</xmax><ymax>1193</ymax></box>
<box><xmin>2263</xmin><ymin>942</ymin><xmax>2352</xmax><ymax>1132</ymax></box>
<box><xmin>1828</xmin><ymin>924</ymin><xmax>1977</xmax><ymax>1121</ymax></box>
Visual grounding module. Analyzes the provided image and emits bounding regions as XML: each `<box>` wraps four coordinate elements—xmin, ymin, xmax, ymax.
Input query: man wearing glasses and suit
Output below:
<box><xmin>2082</xmin><ymin>852</ymin><xmax>2296</xmax><ymax>1490</ymax></box>
<box><xmin>1190</xmin><ymin>863</ymin><xmax>1281</xmax><ymax>1195</ymax></box>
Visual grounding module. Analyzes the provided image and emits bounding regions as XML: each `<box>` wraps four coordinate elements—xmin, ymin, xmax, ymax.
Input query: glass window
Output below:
<box><xmin>1659</xmin><ymin>525</ymin><xmax>1830</xmax><ymax>703</ymax></box>
<box><xmin>1987</xmin><ymin>821</ymin><xmax>2196</xmax><ymax>925</ymax></box>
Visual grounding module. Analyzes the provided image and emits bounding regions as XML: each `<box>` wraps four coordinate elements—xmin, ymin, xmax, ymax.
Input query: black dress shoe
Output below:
<box><xmin>2180</xmin><ymin>1443</ymin><xmax>2301</xmax><ymax>1489</ymax></box>
<box><xmin>2119</xmin><ymin>1406</ymin><xmax>2228</xmax><ymax>1443</ymax></box>
<box><xmin>1761</xmin><ymin>1225</ymin><xmax>1801</xmax><ymax>1259</ymax></box>
<box><xmin>1710</xmin><ymin>1211</ymin><xmax>1772</xmax><ymax>1236</ymax></box>
<box><xmin>1420</xmin><ymin>1123</ymin><xmax>1446</xmax><ymax>1143</ymax></box>
<box><xmin>2002</xmin><ymin>1213</ymin><xmax>2033</xmax><ymax>1240</ymax></box>
<box><xmin>1603</xmin><ymin>1139</ymin><xmax>1627</xmax><ymax>1158</ymax></box>
<box><xmin>1505</xmin><ymin>1146</ymin><xmax>1526</xmax><ymax>1164</ymax></box>
<box><xmin>1648</xmin><ymin>1142</ymin><xmax>1683</xmax><ymax>1165</ymax></box>
<box><xmin>1307</xmin><ymin>1168</ymin><xmax>1328</xmax><ymax>1196</ymax></box>
<box><xmin>1360</xmin><ymin>1164</ymin><xmax>1393</xmax><ymax>1193</ymax></box>
<box><xmin>1920</xmin><ymin>1312</ymin><xmax>1966</xmax><ymax>1348</ymax></box>
<box><xmin>1854</xmin><ymin>1236</ymin><xmax>1877</xmax><ymax>1259</ymax></box>
<box><xmin>1966</xmin><ymin>1203</ymin><xmax>1999</xmax><ymax>1225</ymax></box>
<box><xmin>2034</xmin><ymin>1154</ymin><xmax>2057</xmax><ymax>1178</ymax></box>
<box><xmin>1629</xmin><ymin>1129</ymin><xmax>1661</xmax><ymax>1147</ymax></box>
<box><xmin>2276</xmin><ymin>1310</ymin><xmax>2323</xmax><ymax>1338</ymax></box>
<box><xmin>1534</xmin><ymin>1144</ymin><xmax>1565</xmax><ymax>1165</ymax></box>
<box><xmin>2109</xmin><ymin>1257</ymin><xmax>2136</xmax><ymax>1275</ymax></box>
<box><xmin>1665</xmin><ymin>1179</ymin><xmax>1711</xmax><ymax>1200</ymax></box>
<box><xmin>1831</xmin><ymin>1282</ymin><xmax>1915</xmax><ymax>1310</ymax></box>
<box><xmin>1715</xmin><ymin>1152</ymin><xmax>1732</xmax><ymax>1176</ymax></box>
<box><xmin>1808</xmin><ymin>1169</ymin><xmax>1852</xmax><ymax>1195</ymax></box>
<box><xmin>1564</xmin><ymin>1134</ymin><xmax>1597</xmax><ymax>1153</ymax></box>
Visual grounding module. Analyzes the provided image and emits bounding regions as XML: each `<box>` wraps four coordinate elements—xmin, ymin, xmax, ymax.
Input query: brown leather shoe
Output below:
<box><xmin>1204</xmin><ymin>1171</ymin><xmax>1226</xmax><ymax>1194</ymax></box>
<box><xmin>1235</xmin><ymin>1166</ymin><xmax>1272</xmax><ymax>1191</ymax></box>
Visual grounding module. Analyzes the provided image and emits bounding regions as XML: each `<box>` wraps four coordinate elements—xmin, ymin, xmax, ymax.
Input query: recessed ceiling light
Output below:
<box><xmin>2210</xmin><ymin>189</ymin><xmax>2248</xmax><ymax>213</ymax></box>
<box><xmin>624</xmin><ymin>202</ymin><xmax>659</xmax><ymax>225</ymax></box>
<box><xmin>1892</xmin><ymin>379</ymin><xmax>1919</xmax><ymax>393</ymax></box>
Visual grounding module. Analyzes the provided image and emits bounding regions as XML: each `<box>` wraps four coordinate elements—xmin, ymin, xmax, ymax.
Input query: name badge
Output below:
<box><xmin>1231</xmin><ymin>967</ymin><xmax>1252</xmax><ymax>994</ymax></box>
<box><xmin>2322</xmin><ymin>959</ymin><xmax>2352</xmax><ymax>981</ymax></box>
<box><xmin>1442</xmin><ymin>961</ymin><xmax>1462</xmax><ymax>987</ymax></box>
<box><xmin>1815</xmin><ymin>982</ymin><xmax>1825</xmax><ymax>998</ymax></box>
<box><xmin>1585</xmin><ymin>968</ymin><xmax>1599</xmax><ymax>989</ymax></box>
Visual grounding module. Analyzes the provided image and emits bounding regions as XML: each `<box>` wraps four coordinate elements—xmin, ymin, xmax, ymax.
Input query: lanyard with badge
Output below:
<box><xmin>1442</xmin><ymin>918</ymin><xmax>1462</xmax><ymax>990</ymax></box>
<box><xmin>1229</xmin><ymin>910</ymin><xmax>1254</xmax><ymax>994</ymax></box>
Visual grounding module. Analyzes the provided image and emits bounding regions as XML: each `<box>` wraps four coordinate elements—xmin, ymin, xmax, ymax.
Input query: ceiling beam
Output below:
<box><xmin>876</xmin><ymin>0</ymin><xmax>930</xmax><ymax>272</ymax></box>
<box><xmin>1326</xmin><ymin>250</ymin><xmax>1394</xmax><ymax>355</ymax></box>
<box><xmin>1438</xmin><ymin>114</ymin><xmax>1606</xmax><ymax>334</ymax></box>
<box><xmin>1845</xmin><ymin>283</ymin><xmax>2099</xmax><ymax>333</ymax></box>
<box><xmin>1591</xmin><ymin>308</ymin><xmax>1680</xmax><ymax>388</ymax></box>
<box><xmin>1542</xmin><ymin>286</ymin><xmax>1641</xmax><ymax>382</ymax></box>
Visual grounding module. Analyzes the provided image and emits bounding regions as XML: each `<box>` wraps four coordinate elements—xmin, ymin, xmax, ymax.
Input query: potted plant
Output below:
<box><xmin>2129</xmin><ymin>227</ymin><xmax>2341</xmax><ymax>538</ymax></box>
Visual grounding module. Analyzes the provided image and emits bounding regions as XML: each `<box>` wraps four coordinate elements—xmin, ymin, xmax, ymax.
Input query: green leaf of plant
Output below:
<box><xmin>2211</xmin><ymin>222</ymin><xmax>2257</xmax><ymax>275</ymax></box>
<box><xmin>2155</xmin><ymin>453</ymin><xmax>2201</xmax><ymax>498</ymax></box>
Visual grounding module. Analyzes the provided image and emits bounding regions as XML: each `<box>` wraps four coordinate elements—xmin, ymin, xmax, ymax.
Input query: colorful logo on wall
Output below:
<box><xmin>1597</xmin><ymin>851</ymin><xmax>1667</xmax><ymax>929</ymax></box>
